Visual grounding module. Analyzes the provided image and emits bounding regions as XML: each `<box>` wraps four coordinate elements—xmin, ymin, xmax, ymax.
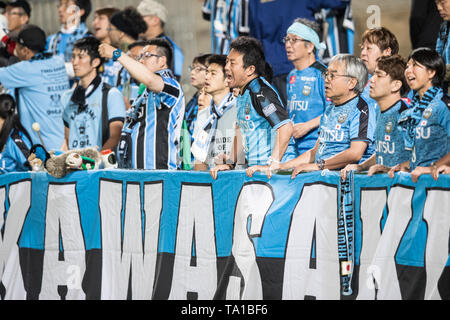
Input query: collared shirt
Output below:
<box><xmin>316</xmin><ymin>95</ymin><xmax>376</xmax><ymax>164</ymax></box>
<box><xmin>127</xmin><ymin>69</ymin><xmax>185</xmax><ymax>169</ymax></box>
<box><xmin>236</xmin><ymin>76</ymin><xmax>290</xmax><ymax>166</ymax></box>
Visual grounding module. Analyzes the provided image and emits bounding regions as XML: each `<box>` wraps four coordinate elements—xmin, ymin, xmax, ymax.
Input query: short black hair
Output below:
<box><xmin>73</xmin><ymin>0</ymin><xmax>92</xmax><ymax>23</ymax></box>
<box><xmin>206</xmin><ymin>54</ymin><xmax>227</xmax><ymax>74</ymax></box>
<box><xmin>147</xmin><ymin>38</ymin><xmax>173</xmax><ymax>68</ymax></box>
<box><xmin>110</xmin><ymin>6</ymin><xmax>147</xmax><ymax>40</ymax></box>
<box><xmin>73</xmin><ymin>36</ymin><xmax>104</xmax><ymax>70</ymax></box>
<box><xmin>229</xmin><ymin>36</ymin><xmax>267</xmax><ymax>78</ymax></box>
<box><xmin>408</xmin><ymin>47</ymin><xmax>446</xmax><ymax>88</ymax></box>
<box><xmin>377</xmin><ymin>55</ymin><xmax>410</xmax><ymax>97</ymax></box>
<box><xmin>128</xmin><ymin>40</ymin><xmax>151</xmax><ymax>51</ymax></box>
<box><xmin>192</xmin><ymin>53</ymin><xmax>212</xmax><ymax>67</ymax></box>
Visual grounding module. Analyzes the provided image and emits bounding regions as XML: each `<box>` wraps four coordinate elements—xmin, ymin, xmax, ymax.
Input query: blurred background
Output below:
<box><xmin>27</xmin><ymin>0</ymin><xmax>423</xmax><ymax>98</ymax></box>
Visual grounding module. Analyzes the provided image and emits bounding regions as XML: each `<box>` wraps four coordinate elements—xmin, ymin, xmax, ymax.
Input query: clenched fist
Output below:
<box><xmin>98</xmin><ymin>43</ymin><xmax>116</xmax><ymax>60</ymax></box>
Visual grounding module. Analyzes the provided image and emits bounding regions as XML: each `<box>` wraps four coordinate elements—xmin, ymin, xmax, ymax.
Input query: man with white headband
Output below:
<box><xmin>281</xmin><ymin>18</ymin><xmax>328</xmax><ymax>161</ymax></box>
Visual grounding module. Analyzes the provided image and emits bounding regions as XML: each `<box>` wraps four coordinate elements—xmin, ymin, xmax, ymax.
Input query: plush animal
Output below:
<box><xmin>45</xmin><ymin>147</ymin><xmax>102</xmax><ymax>178</ymax></box>
<box><xmin>27</xmin><ymin>153</ymin><xmax>44</xmax><ymax>171</ymax></box>
<box><xmin>65</xmin><ymin>153</ymin><xmax>97</xmax><ymax>170</ymax></box>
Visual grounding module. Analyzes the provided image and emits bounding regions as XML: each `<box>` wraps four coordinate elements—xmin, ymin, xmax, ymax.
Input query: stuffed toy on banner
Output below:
<box><xmin>44</xmin><ymin>147</ymin><xmax>103</xmax><ymax>178</ymax></box>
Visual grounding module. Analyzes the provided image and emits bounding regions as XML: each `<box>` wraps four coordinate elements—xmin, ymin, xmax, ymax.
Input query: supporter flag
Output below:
<box><xmin>180</xmin><ymin>119</ymin><xmax>192</xmax><ymax>170</ymax></box>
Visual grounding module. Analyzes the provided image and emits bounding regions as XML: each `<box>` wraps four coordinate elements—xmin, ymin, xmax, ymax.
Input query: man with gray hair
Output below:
<box><xmin>248</xmin><ymin>53</ymin><xmax>376</xmax><ymax>179</ymax></box>
<box><xmin>137</xmin><ymin>0</ymin><xmax>184</xmax><ymax>80</ymax></box>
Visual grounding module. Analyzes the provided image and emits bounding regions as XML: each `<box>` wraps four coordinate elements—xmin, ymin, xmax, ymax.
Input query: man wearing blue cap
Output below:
<box><xmin>282</xmin><ymin>18</ymin><xmax>328</xmax><ymax>161</ymax></box>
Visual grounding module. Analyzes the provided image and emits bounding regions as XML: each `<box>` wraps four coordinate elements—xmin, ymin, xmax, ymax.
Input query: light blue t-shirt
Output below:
<box><xmin>0</xmin><ymin>53</ymin><xmax>69</xmax><ymax>151</ymax></box>
<box><xmin>62</xmin><ymin>80</ymin><xmax>126</xmax><ymax>149</ymax></box>
<box><xmin>283</xmin><ymin>61</ymin><xmax>327</xmax><ymax>161</ymax></box>
<box><xmin>374</xmin><ymin>99</ymin><xmax>410</xmax><ymax>167</ymax></box>
<box><xmin>316</xmin><ymin>95</ymin><xmax>376</xmax><ymax>164</ymax></box>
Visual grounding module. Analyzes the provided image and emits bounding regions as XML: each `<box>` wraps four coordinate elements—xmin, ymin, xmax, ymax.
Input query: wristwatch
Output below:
<box><xmin>112</xmin><ymin>49</ymin><xmax>122</xmax><ymax>61</ymax></box>
<box><xmin>316</xmin><ymin>159</ymin><xmax>325</xmax><ymax>170</ymax></box>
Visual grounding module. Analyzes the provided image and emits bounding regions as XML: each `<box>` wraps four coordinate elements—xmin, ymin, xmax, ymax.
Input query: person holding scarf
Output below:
<box><xmin>61</xmin><ymin>37</ymin><xmax>125</xmax><ymax>151</ymax></box>
<box><xmin>191</xmin><ymin>54</ymin><xmax>237</xmax><ymax>171</ymax></box>
<box><xmin>389</xmin><ymin>47</ymin><xmax>449</xmax><ymax>181</ymax></box>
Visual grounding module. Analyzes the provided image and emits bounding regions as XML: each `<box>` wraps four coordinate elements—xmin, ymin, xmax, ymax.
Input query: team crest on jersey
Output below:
<box><xmin>385</xmin><ymin>135</ymin><xmax>391</xmax><ymax>141</ymax></box>
<box><xmin>420</xmin><ymin>120</ymin><xmax>427</xmax><ymax>127</ymax></box>
<box><xmin>338</xmin><ymin>113</ymin><xmax>347</xmax><ymax>124</ymax></box>
<box><xmin>385</xmin><ymin>121</ymin><xmax>393</xmax><ymax>134</ymax></box>
<box><xmin>302</xmin><ymin>85</ymin><xmax>311</xmax><ymax>96</ymax></box>
<box><xmin>289</xmin><ymin>75</ymin><xmax>296</xmax><ymax>84</ymax></box>
<box><xmin>245</xmin><ymin>114</ymin><xmax>250</xmax><ymax>121</ymax></box>
<box><xmin>423</xmin><ymin>107</ymin><xmax>432</xmax><ymax>119</ymax></box>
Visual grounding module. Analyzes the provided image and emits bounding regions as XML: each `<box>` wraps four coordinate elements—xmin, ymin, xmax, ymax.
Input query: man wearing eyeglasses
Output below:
<box><xmin>248</xmin><ymin>54</ymin><xmax>376</xmax><ymax>179</ymax></box>
<box><xmin>281</xmin><ymin>18</ymin><xmax>327</xmax><ymax>162</ymax></box>
<box><xmin>99</xmin><ymin>37</ymin><xmax>185</xmax><ymax>170</ymax></box>
<box><xmin>0</xmin><ymin>0</ymin><xmax>31</xmax><ymax>66</ymax></box>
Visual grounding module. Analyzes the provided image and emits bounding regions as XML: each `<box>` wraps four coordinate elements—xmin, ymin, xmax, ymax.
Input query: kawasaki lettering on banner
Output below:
<box><xmin>0</xmin><ymin>170</ymin><xmax>448</xmax><ymax>300</ymax></box>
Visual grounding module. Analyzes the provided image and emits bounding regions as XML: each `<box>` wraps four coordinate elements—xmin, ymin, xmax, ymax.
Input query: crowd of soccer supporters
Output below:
<box><xmin>0</xmin><ymin>0</ymin><xmax>448</xmax><ymax>182</ymax></box>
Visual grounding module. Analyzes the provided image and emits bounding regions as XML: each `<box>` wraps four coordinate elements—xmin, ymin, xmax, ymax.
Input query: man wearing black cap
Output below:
<box><xmin>0</xmin><ymin>24</ymin><xmax>70</xmax><ymax>151</ymax></box>
<box><xmin>0</xmin><ymin>0</ymin><xmax>31</xmax><ymax>67</ymax></box>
